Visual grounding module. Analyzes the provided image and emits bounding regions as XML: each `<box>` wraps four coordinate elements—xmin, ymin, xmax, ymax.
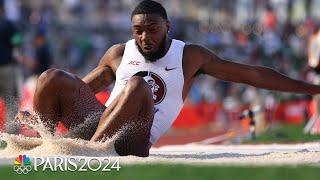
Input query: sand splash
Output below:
<box><xmin>1</xmin><ymin>115</ymin><xmax>320</xmax><ymax>166</ymax></box>
<box><xmin>0</xmin><ymin>114</ymin><xmax>118</xmax><ymax>158</ymax></box>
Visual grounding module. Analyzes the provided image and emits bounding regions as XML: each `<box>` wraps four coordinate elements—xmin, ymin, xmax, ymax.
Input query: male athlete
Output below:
<box><xmin>16</xmin><ymin>0</ymin><xmax>320</xmax><ymax>157</ymax></box>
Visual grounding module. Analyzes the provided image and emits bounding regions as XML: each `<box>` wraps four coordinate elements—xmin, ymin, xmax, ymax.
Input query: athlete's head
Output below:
<box><xmin>131</xmin><ymin>0</ymin><xmax>170</xmax><ymax>62</ymax></box>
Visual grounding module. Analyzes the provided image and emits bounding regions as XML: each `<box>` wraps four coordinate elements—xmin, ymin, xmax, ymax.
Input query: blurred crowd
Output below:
<box><xmin>1</xmin><ymin>0</ymin><xmax>320</xmax><ymax>128</ymax></box>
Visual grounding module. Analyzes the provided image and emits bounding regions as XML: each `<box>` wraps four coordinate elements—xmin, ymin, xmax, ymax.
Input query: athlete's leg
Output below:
<box><xmin>16</xmin><ymin>68</ymin><xmax>105</xmax><ymax>139</ymax></box>
<box><xmin>91</xmin><ymin>76</ymin><xmax>154</xmax><ymax>157</ymax></box>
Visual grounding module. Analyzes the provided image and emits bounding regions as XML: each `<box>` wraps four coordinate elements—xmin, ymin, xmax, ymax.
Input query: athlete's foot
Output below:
<box><xmin>15</xmin><ymin>111</ymin><xmax>38</xmax><ymax>128</ymax></box>
<box><xmin>15</xmin><ymin>111</ymin><xmax>42</xmax><ymax>137</ymax></box>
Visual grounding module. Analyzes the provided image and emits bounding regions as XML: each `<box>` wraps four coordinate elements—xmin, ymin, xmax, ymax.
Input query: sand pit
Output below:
<box><xmin>1</xmin><ymin>118</ymin><xmax>319</xmax><ymax>166</ymax></box>
<box><xmin>1</xmin><ymin>132</ymin><xmax>319</xmax><ymax>166</ymax></box>
<box><xmin>145</xmin><ymin>142</ymin><xmax>320</xmax><ymax>165</ymax></box>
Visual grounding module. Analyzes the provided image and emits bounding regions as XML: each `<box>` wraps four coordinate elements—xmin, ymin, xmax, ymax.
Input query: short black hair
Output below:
<box><xmin>131</xmin><ymin>0</ymin><xmax>168</xmax><ymax>20</ymax></box>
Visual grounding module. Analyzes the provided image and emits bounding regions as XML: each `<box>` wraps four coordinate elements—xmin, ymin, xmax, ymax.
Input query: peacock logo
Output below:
<box><xmin>13</xmin><ymin>155</ymin><xmax>32</xmax><ymax>174</ymax></box>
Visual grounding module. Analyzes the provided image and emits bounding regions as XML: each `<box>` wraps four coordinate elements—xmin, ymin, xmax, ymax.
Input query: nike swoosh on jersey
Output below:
<box><xmin>165</xmin><ymin>67</ymin><xmax>178</xmax><ymax>71</ymax></box>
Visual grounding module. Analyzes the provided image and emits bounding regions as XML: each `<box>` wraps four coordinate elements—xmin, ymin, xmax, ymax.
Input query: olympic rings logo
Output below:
<box><xmin>13</xmin><ymin>165</ymin><xmax>32</xmax><ymax>175</ymax></box>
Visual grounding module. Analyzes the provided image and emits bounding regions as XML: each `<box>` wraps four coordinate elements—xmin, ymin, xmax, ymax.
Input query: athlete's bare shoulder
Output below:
<box><xmin>98</xmin><ymin>43</ymin><xmax>125</xmax><ymax>71</ymax></box>
<box><xmin>183</xmin><ymin>43</ymin><xmax>213</xmax><ymax>64</ymax></box>
<box><xmin>182</xmin><ymin>43</ymin><xmax>212</xmax><ymax>78</ymax></box>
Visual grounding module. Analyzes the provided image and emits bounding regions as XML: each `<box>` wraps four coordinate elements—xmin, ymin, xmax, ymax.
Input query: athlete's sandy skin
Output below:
<box><xmin>16</xmin><ymin>2</ymin><xmax>320</xmax><ymax>157</ymax></box>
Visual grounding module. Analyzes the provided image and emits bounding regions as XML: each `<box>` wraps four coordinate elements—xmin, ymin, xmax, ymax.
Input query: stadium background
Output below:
<box><xmin>1</xmin><ymin>1</ymin><xmax>320</xmax><ymax>180</ymax></box>
<box><xmin>1</xmin><ymin>0</ymin><xmax>320</xmax><ymax>145</ymax></box>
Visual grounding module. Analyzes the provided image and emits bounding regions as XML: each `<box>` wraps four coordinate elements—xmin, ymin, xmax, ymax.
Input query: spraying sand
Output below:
<box><xmin>0</xmin><ymin>116</ymin><xmax>320</xmax><ymax>166</ymax></box>
<box><xmin>0</xmin><ymin>114</ymin><xmax>119</xmax><ymax>158</ymax></box>
<box><xmin>1</xmin><ymin>133</ymin><xmax>320</xmax><ymax>166</ymax></box>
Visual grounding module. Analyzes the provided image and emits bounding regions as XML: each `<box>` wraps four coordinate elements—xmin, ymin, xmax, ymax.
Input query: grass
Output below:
<box><xmin>248</xmin><ymin>125</ymin><xmax>320</xmax><ymax>143</ymax></box>
<box><xmin>0</xmin><ymin>140</ymin><xmax>6</xmax><ymax>149</ymax></box>
<box><xmin>1</xmin><ymin>164</ymin><xmax>320</xmax><ymax>180</ymax></box>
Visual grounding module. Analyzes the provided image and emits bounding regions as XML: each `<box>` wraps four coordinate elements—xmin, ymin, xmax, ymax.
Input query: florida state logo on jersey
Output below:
<box><xmin>133</xmin><ymin>71</ymin><xmax>166</xmax><ymax>105</ymax></box>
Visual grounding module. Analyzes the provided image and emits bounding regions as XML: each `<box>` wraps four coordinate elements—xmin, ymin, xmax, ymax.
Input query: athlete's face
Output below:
<box><xmin>131</xmin><ymin>14</ymin><xmax>170</xmax><ymax>61</ymax></box>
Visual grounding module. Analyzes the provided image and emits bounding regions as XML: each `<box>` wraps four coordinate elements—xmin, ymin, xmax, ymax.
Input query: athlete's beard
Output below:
<box><xmin>135</xmin><ymin>36</ymin><xmax>167</xmax><ymax>62</ymax></box>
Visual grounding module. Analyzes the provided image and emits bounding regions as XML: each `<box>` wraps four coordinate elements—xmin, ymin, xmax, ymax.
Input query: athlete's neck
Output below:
<box><xmin>163</xmin><ymin>38</ymin><xmax>172</xmax><ymax>57</ymax></box>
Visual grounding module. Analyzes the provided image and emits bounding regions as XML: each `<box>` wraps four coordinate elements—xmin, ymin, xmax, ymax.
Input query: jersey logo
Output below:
<box><xmin>165</xmin><ymin>66</ymin><xmax>178</xmax><ymax>71</ymax></box>
<box><xmin>128</xmin><ymin>61</ymin><xmax>141</xmax><ymax>66</ymax></box>
<box><xmin>133</xmin><ymin>71</ymin><xmax>166</xmax><ymax>105</ymax></box>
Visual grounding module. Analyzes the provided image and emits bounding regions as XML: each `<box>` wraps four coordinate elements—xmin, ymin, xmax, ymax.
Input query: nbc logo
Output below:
<box><xmin>13</xmin><ymin>155</ymin><xmax>32</xmax><ymax>174</ymax></box>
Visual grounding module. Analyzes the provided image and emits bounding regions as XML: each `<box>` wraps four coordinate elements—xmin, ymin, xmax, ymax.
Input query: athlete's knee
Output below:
<box><xmin>125</xmin><ymin>76</ymin><xmax>151</xmax><ymax>95</ymax></box>
<box><xmin>39</xmin><ymin>68</ymin><xmax>62</xmax><ymax>84</ymax></box>
<box><xmin>37</xmin><ymin>68</ymin><xmax>78</xmax><ymax>91</ymax></box>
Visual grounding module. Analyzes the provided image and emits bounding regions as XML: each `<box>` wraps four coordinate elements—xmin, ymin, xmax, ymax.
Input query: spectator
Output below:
<box><xmin>32</xmin><ymin>30</ymin><xmax>52</xmax><ymax>75</ymax></box>
<box><xmin>15</xmin><ymin>30</ymin><xmax>52</xmax><ymax>76</ymax></box>
<box><xmin>0</xmin><ymin>0</ymin><xmax>20</xmax><ymax>124</ymax></box>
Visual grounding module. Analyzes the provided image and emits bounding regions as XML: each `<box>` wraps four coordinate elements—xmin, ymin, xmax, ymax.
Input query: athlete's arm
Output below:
<box><xmin>82</xmin><ymin>44</ymin><xmax>124</xmax><ymax>94</ymax></box>
<box><xmin>188</xmin><ymin>44</ymin><xmax>320</xmax><ymax>95</ymax></box>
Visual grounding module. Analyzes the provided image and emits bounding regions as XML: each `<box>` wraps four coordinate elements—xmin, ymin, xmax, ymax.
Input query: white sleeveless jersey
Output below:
<box><xmin>105</xmin><ymin>39</ymin><xmax>185</xmax><ymax>144</ymax></box>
